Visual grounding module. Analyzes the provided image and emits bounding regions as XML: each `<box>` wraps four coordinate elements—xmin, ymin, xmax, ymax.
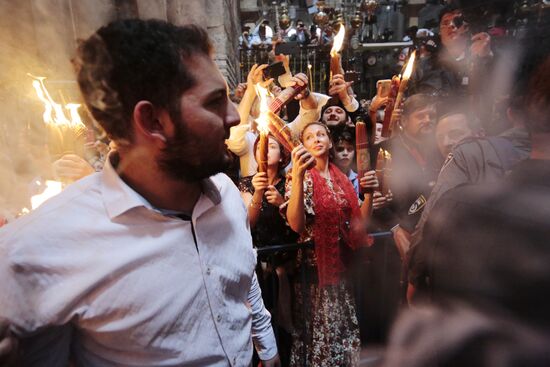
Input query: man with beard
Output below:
<box><xmin>384</xmin><ymin>94</ymin><xmax>442</xmax><ymax>259</ymax></box>
<box><xmin>0</xmin><ymin>20</ymin><xmax>279</xmax><ymax>366</ymax></box>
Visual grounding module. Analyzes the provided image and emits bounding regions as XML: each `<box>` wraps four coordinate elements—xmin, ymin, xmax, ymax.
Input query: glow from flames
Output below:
<box><xmin>31</xmin><ymin>180</ymin><xmax>63</xmax><ymax>210</ymax></box>
<box><xmin>402</xmin><ymin>50</ymin><xmax>416</xmax><ymax>81</ymax></box>
<box><xmin>330</xmin><ymin>24</ymin><xmax>346</xmax><ymax>57</ymax></box>
<box><xmin>29</xmin><ymin>74</ymin><xmax>84</xmax><ymax>128</ymax></box>
<box><xmin>254</xmin><ymin>83</ymin><xmax>272</xmax><ymax>134</ymax></box>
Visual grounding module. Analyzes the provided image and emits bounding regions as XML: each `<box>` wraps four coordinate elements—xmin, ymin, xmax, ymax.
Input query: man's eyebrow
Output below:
<box><xmin>206</xmin><ymin>87</ymin><xmax>227</xmax><ymax>98</ymax></box>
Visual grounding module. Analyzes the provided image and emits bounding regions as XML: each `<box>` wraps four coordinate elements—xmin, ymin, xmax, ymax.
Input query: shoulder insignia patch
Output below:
<box><xmin>408</xmin><ymin>194</ymin><xmax>427</xmax><ymax>215</ymax></box>
<box><xmin>441</xmin><ymin>152</ymin><xmax>454</xmax><ymax>172</ymax></box>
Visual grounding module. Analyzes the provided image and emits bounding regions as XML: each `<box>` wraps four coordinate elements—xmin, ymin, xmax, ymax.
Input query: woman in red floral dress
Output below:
<box><xmin>282</xmin><ymin>122</ymin><xmax>377</xmax><ymax>366</ymax></box>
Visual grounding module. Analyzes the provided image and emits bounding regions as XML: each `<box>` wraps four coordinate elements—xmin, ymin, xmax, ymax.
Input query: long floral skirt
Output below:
<box><xmin>289</xmin><ymin>277</ymin><xmax>361</xmax><ymax>367</ymax></box>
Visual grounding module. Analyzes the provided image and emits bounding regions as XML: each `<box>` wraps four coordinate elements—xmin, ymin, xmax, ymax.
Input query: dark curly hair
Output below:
<box><xmin>74</xmin><ymin>19</ymin><xmax>212</xmax><ymax>143</ymax></box>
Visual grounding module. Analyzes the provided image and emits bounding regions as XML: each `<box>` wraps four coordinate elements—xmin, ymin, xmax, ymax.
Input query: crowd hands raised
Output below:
<box><xmin>229</xmin><ymin>3</ymin><xmax>550</xmax><ymax>364</ymax></box>
<box><xmin>2</xmin><ymin>7</ymin><xmax>550</xmax><ymax>366</ymax></box>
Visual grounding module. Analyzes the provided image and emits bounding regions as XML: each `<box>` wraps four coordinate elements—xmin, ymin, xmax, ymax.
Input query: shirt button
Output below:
<box><xmin>217</xmin><ymin>314</ymin><xmax>222</xmax><ymax>322</ymax></box>
<box><xmin>206</xmin><ymin>267</ymin><xmax>211</xmax><ymax>275</ymax></box>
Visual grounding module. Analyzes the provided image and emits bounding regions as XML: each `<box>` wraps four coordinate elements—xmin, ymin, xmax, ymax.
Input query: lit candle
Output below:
<box><xmin>330</xmin><ymin>24</ymin><xmax>346</xmax><ymax>79</ymax></box>
<box><xmin>355</xmin><ymin>118</ymin><xmax>371</xmax><ymax>195</ymax></box>
<box><xmin>388</xmin><ymin>50</ymin><xmax>416</xmax><ymax>137</ymax></box>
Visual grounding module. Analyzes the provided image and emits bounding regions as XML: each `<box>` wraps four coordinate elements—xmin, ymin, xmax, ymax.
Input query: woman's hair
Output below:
<box><xmin>253</xmin><ymin>134</ymin><xmax>291</xmax><ymax>172</ymax></box>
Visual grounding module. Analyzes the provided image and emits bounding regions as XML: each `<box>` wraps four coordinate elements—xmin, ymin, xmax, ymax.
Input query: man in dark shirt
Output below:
<box><xmin>412</xmin><ymin>56</ymin><xmax>550</xmax><ymax>335</ymax></box>
<box><xmin>384</xmin><ymin>94</ymin><xmax>442</xmax><ymax>259</ymax></box>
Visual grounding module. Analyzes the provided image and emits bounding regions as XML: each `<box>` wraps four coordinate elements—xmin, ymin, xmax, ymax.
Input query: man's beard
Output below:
<box><xmin>156</xmin><ymin>117</ymin><xmax>233</xmax><ymax>182</ymax></box>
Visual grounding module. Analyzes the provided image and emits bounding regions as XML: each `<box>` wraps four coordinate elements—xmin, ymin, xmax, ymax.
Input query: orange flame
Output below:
<box><xmin>402</xmin><ymin>50</ymin><xmax>416</xmax><ymax>81</ymax></box>
<box><xmin>330</xmin><ymin>24</ymin><xmax>346</xmax><ymax>57</ymax></box>
<box><xmin>28</xmin><ymin>74</ymin><xmax>84</xmax><ymax>128</ymax></box>
<box><xmin>254</xmin><ymin>83</ymin><xmax>272</xmax><ymax>135</ymax></box>
<box><xmin>31</xmin><ymin>180</ymin><xmax>63</xmax><ymax>210</ymax></box>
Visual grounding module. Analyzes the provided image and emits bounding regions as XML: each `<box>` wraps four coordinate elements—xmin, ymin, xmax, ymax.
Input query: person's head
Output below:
<box><xmin>300</xmin><ymin>122</ymin><xmax>333</xmax><ymax>159</ymax></box>
<box><xmin>524</xmin><ymin>55</ymin><xmax>550</xmax><ymax>135</ymax></box>
<box><xmin>330</xmin><ymin>125</ymin><xmax>355</xmax><ymax>173</ymax></box>
<box><xmin>435</xmin><ymin>102</ymin><xmax>480</xmax><ymax>157</ymax></box>
<box><xmin>75</xmin><ymin>19</ymin><xmax>239</xmax><ymax>182</ymax></box>
<box><xmin>253</xmin><ymin>134</ymin><xmax>290</xmax><ymax>174</ymax></box>
<box><xmin>401</xmin><ymin>94</ymin><xmax>436</xmax><ymax>142</ymax></box>
<box><xmin>439</xmin><ymin>5</ymin><xmax>469</xmax><ymax>55</ymax></box>
<box><xmin>321</xmin><ymin>102</ymin><xmax>350</xmax><ymax>127</ymax></box>
<box><xmin>375</xmin><ymin>122</ymin><xmax>385</xmax><ymax>145</ymax></box>
<box><xmin>296</xmin><ymin>20</ymin><xmax>305</xmax><ymax>29</ymax></box>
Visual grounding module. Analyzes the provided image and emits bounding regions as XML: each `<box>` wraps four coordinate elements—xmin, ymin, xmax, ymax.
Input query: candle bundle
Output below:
<box><xmin>355</xmin><ymin>118</ymin><xmax>371</xmax><ymax>195</ymax></box>
<box><xmin>330</xmin><ymin>24</ymin><xmax>346</xmax><ymax>78</ymax></box>
<box><xmin>257</xmin><ymin>132</ymin><xmax>269</xmax><ymax>173</ymax></box>
<box><xmin>268</xmin><ymin>84</ymin><xmax>306</xmax><ymax>114</ymax></box>
<box><xmin>387</xmin><ymin>50</ymin><xmax>416</xmax><ymax>137</ymax></box>
<box><xmin>376</xmin><ymin>148</ymin><xmax>392</xmax><ymax>195</ymax></box>
<box><xmin>381</xmin><ymin>76</ymin><xmax>401</xmax><ymax>138</ymax></box>
<box><xmin>265</xmin><ymin>110</ymin><xmax>296</xmax><ymax>153</ymax></box>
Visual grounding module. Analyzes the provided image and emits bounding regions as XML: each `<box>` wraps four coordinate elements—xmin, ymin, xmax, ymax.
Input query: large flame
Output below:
<box><xmin>29</xmin><ymin>74</ymin><xmax>84</xmax><ymax>128</ymax></box>
<box><xmin>330</xmin><ymin>24</ymin><xmax>346</xmax><ymax>57</ymax></box>
<box><xmin>254</xmin><ymin>83</ymin><xmax>272</xmax><ymax>134</ymax></box>
<box><xmin>31</xmin><ymin>180</ymin><xmax>63</xmax><ymax>210</ymax></box>
<box><xmin>402</xmin><ymin>50</ymin><xmax>417</xmax><ymax>81</ymax></box>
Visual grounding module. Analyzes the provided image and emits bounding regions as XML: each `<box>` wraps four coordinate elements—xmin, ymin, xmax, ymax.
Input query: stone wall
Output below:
<box><xmin>0</xmin><ymin>0</ymin><xmax>241</xmax><ymax>87</ymax></box>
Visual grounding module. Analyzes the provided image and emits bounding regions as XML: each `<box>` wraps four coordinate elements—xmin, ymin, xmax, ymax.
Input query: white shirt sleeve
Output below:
<box><xmin>226</xmin><ymin>123</ymin><xmax>251</xmax><ymax>157</ymax></box>
<box><xmin>343</xmin><ymin>97</ymin><xmax>359</xmax><ymax>113</ymax></box>
<box><xmin>248</xmin><ymin>272</ymin><xmax>278</xmax><ymax>361</ymax></box>
<box><xmin>288</xmin><ymin>92</ymin><xmax>331</xmax><ymax>139</ymax></box>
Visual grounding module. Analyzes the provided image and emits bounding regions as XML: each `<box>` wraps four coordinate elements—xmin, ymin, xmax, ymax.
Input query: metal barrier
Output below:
<box><xmin>239</xmin><ymin>42</ymin><xmax>411</xmax><ymax>98</ymax></box>
<box><xmin>254</xmin><ymin>231</ymin><xmax>397</xmax><ymax>366</ymax></box>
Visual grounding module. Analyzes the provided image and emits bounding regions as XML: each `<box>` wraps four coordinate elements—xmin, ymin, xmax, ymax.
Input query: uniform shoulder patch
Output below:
<box><xmin>408</xmin><ymin>194</ymin><xmax>427</xmax><ymax>215</ymax></box>
<box><xmin>440</xmin><ymin>152</ymin><xmax>454</xmax><ymax>172</ymax></box>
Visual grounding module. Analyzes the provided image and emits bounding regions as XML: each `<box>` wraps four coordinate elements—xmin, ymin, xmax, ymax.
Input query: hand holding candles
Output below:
<box><xmin>355</xmin><ymin>119</ymin><xmax>371</xmax><ymax>195</ymax></box>
<box><xmin>388</xmin><ymin>50</ymin><xmax>416</xmax><ymax>137</ymax></box>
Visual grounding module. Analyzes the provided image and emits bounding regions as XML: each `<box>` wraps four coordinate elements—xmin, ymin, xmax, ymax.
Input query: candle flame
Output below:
<box><xmin>402</xmin><ymin>50</ymin><xmax>416</xmax><ymax>81</ymax></box>
<box><xmin>254</xmin><ymin>83</ymin><xmax>272</xmax><ymax>134</ymax></box>
<box><xmin>330</xmin><ymin>24</ymin><xmax>346</xmax><ymax>57</ymax></box>
<box><xmin>31</xmin><ymin>180</ymin><xmax>63</xmax><ymax>210</ymax></box>
<box><xmin>28</xmin><ymin>74</ymin><xmax>84</xmax><ymax>128</ymax></box>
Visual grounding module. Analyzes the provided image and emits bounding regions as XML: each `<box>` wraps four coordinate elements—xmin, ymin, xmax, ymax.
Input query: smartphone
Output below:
<box><xmin>262</xmin><ymin>61</ymin><xmax>287</xmax><ymax>80</ymax></box>
<box><xmin>376</xmin><ymin>79</ymin><xmax>391</xmax><ymax>98</ymax></box>
<box><xmin>344</xmin><ymin>71</ymin><xmax>359</xmax><ymax>83</ymax></box>
<box><xmin>274</xmin><ymin>41</ymin><xmax>300</xmax><ymax>55</ymax></box>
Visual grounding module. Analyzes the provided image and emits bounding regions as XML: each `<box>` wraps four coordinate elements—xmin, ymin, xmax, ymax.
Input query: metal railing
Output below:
<box><xmin>254</xmin><ymin>231</ymin><xmax>397</xmax><ymax>366</ymax></box>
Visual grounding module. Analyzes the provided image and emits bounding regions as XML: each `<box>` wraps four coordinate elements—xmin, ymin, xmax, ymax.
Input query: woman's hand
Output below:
<box><xmin>251</xmin><ymin>172</ymin><xmax>269</xmax><ymax>192</ymax></box>
<box><xmin>265</xmin><ymin>185</ymin><xmax>284</xmax><ymax>207</ymax></box>
<box><xmin>291</xmin><ymin>145</ymin><xmax>315</xmax><ymax>179</ymax></box>
<box><xmin>359</xmin><ymin>170</ymin><xmax>379</xmax><ymax>190</ymax></box>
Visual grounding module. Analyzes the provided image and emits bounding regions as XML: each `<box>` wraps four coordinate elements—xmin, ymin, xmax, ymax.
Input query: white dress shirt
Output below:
<box><xmin>0</xmin><ymin>156</ymin><xmax>277</xmax><ymax>366</ymax></box>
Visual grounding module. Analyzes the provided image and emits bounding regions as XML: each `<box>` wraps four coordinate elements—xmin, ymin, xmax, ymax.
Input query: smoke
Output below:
<box><xmin>0</xmin><ymin>1</ymin><xmax>110</xmax><ymax>220</ymax></box>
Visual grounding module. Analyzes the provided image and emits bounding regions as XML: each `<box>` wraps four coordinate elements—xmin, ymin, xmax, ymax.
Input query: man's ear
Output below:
<box><xmin>133</xmin><ymin>101</ymin><xmax>166</xmax><ymax>144</ymax></box>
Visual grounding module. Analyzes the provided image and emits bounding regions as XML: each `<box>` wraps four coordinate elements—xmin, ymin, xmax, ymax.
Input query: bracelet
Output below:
<box><xmin>249</xmin><ymin>199</ymin><xmax>262</xmax><ymax>209</ymax></box>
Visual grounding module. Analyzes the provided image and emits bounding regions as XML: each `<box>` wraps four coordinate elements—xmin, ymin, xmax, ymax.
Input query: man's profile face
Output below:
<box><xmin>402</xmin><ymin>105</ymin><xmax>436</xmax><ymax>141</ymax></box>
<box><xmin>322</xmin><ymin>106</ymin><xmax>348</xmax><ymax>127</ymax></box>
<box><xmin>435</xmin><ymin>113</ymin><xmax>473</xmax><ymax>157</ymax></box>
<box><xmin>157</xmin><ymin>54</ymin><xmax>239</xmax><ymax>182</ymax></box>
<box><xmin>440</xmin><ymin>10</ymin><xmax>468</xmax><ymax>51</ymax></box>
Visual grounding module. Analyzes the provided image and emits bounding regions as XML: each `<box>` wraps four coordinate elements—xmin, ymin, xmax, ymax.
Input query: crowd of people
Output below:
<box><xmin>0</xmin><ymin>2</ymin><xmax>549</xmax><ymax>366</ymax></box>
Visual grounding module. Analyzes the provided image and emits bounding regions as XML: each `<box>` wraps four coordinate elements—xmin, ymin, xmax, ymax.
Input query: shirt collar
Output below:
<box><xmin>101</xmin><ymin>153</ymin><xmax>222</xmax><ymax>220</ymax></box>
<box><xmin>348</xmin><ymin>169</ymin><xmax>358</xmax><ymax>181</ymax></box>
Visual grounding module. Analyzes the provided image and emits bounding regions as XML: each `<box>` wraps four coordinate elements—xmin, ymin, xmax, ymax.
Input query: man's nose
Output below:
<box><xmin>226</xmin><ymin>102</ymin><xmax>240</xmax><ymax>129</ymax></box>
